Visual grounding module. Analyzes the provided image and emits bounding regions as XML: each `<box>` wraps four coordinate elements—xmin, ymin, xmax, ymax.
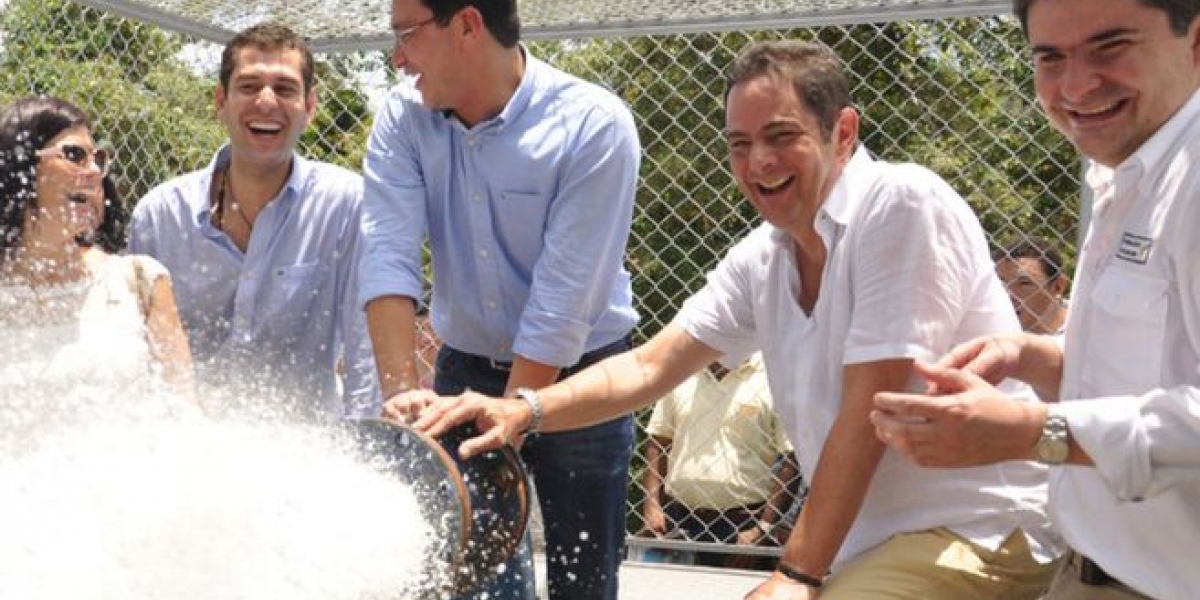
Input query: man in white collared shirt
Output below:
<box><xmin>416</xmin><ymin>39</ymin><xmax>1062</xmax><ymax>600</ymax></box>
<box><xmin>873</xmin><ymin>1</ymin><xmax>1200</xmax><ymax>598</ymax></box>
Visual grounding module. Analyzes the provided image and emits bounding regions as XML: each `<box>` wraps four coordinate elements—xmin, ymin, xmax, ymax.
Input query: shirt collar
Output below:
<box><xmin>191</xmin><ymin>144</ymin><xmax>306</xmax><ymax>223</ymax></box>
<box><xmin>1087</xmin><ymin>86</ymin><xmax>1200</xmax><ymax>193</ymax></box>
<box><xmin>443</xmin><ymin>44</ymin><xmax>538</xmax><ymax>133</ymax></box>
<box><xmin>766</xmin><ymin>144</ymin><xmax>871</xmax><ymax>248</ymax></box>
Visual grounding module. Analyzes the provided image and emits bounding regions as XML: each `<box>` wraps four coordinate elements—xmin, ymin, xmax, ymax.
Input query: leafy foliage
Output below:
<box><xmin>536</xmin><ymin>20</ymin><xmax>1081</xmax><ymax>339</ymax></box>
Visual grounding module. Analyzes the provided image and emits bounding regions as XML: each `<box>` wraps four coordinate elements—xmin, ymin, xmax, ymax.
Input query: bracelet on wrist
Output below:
<box><xmin>511</xmin><ymin>387</ymin><xmax>543</xmax><ymax>434</ymax></box>
<box><xmin>776</xmin><ymin>562</ymin><xmax>824</xmax><ymax>589</ymax></box>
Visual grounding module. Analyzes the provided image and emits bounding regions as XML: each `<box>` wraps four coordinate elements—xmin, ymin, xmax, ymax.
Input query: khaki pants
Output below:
<box><xmin>1041</xmin><ymin>552</ymin><xmax>1153</xmax><ymax>600</ymax></box>
<box><xmin>820</xmin><ymin>528</ymin><xmax>1058</xmax><ymax>600</ymax></box>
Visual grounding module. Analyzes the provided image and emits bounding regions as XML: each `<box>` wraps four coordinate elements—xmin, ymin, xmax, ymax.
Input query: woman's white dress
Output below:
<box><xmin>0</xmin><ymin>254</ymin><xmax>173</xmax><ymax>445</ymax></box>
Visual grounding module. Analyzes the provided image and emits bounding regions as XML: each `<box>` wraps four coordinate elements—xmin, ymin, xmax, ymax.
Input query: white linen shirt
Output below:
<box><xmin>1053</xmin><ymin>87</ymin><xmax>1200</xmax><ymax>600</ymax></box>
<box><xmin>677</xmin><ymin>147</ymin><xmax>1061</xmax><ymax>568</ymax></box>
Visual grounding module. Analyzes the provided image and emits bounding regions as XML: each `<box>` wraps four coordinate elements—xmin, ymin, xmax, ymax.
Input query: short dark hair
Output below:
<box><xmin>0</xmin><ymin>95</ymin><xmax>94</xmax><ymax>256</ymax></box>
<box><xmin>995</xmin><ymin>236</ymin><xmax>1064</xmax><ymax>281</ymax></box>
<box><xmin>220</xmin><ymin>23</ymin><xmax>315</xmax><ymax>93</ymax></box>
<box><xmin>421</xmin><ymin>0</ymin><xmax>521</xmax><ymax>48</ymax></box>
<box><xmin>725</xmin><ymin>40</ymin><xmax>853</xmax><ymax>139</ymax></box>
<box><xmin>1014</xmin><ymin>0</ymin><xmax>1200</xmax><ymax>36</ymax></box>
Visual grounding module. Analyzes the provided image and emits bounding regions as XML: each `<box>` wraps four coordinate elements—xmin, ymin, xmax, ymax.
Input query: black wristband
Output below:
<box><xmin>776</xmin><ymin>562</ymin><xmax>824</xmax><ymax>589</ymax></box>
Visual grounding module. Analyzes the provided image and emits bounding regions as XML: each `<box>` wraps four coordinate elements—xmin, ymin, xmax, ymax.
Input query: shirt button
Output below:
<box><xmin>473</xmin><ymin>193</ymin><xmax>483</xmax><ymax>203</ymax></box>
<box><xmin>479</xmin><ymin>248</ymin><xmax>489</xmax><ymax>258</ymax></box>
<box><xmin>487</xmin><ymin>300</ymin><xmax>497</xmax><ymax>309</ymax></box>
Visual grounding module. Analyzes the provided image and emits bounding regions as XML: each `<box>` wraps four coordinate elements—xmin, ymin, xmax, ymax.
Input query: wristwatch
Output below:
<box><xmin>512</xmin><ymin>387</ymin><xmax>543</xmax><ymax>435</ymax></box>
<box><xmin>1035</xmin><ymin>407</ymin><xmax>1070</xmax><ymax>465</ymax></box>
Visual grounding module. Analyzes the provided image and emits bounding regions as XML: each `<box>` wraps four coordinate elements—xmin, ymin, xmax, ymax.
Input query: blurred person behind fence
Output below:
<box><xmin>994</xmin><ymin>236</ymin><xmax>1069</xmax><ymax>336</ymax></box>
<box><xmin>639</xmin><ymin>353</ymin><xmax>800</xmax><ymax>570</ymax></box>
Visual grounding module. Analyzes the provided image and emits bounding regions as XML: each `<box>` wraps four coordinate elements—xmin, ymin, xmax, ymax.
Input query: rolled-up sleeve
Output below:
<box><xmin>514</xmin><ymin>103</ymin><xmax>640</xmax><ymax>365</ymax></box>
<box><xmin>359</xmin><ymin>89</ymin><xmax>428</xmax><ymax>309</ymax></box>
<box><xmin>1060</xmin><ymin>387</ymin><xmax>1200</xmax><ymax>501</ymax></box>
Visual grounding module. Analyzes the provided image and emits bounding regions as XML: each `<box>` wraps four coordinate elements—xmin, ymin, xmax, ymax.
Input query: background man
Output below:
<box><xmin>994</xmin><ymin>236</ymin><xmax>1069</xmax><ymax>335</ymax></box>
<box><xmin>130</xmin><ymin>23</ymin><xmax>378</xmax><ymax>421</ymax></box>
<box><xmin>639</xmin><ymin>353</ymin><xmax>800</xmax><ymax>570</ymax></box>
<box><xmin>873</xmin><ymin>1</ymin><xmax>1200</xmax><ymax>598</ymax></box>
<box><xmin>415</xmin><ymin>40</ymin><xmax>1061</xmax><ymax>600</ymax></box>
<box><xmin>361</xmin><ymin>0</ymin><xmax>641</xmax><ymax>597</ymax></box>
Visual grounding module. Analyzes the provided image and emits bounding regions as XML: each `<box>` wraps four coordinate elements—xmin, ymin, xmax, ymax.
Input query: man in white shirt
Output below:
<box><xmin>413</xmin><ymin>40</ymin><xmax>1062</xmax><ymax>600</ymax></box>
<box><xmin>872</xmin><ymin>1</ymin><xmax>1200</xmax><ymax>599</ymax></box>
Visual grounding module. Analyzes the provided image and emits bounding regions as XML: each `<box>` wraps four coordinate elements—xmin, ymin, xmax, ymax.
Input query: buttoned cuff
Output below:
<box><xmin>1057</xmin><ymin>396</ymin><xmax>1151</xmax><ymax>501</ymax></box>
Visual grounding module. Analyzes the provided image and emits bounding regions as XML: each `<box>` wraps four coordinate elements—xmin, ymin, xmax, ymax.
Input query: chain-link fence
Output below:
<box><xmin>1</xmin><ymin>0</ymin><xmax>1081</xmax><ymax>567</ymax></box>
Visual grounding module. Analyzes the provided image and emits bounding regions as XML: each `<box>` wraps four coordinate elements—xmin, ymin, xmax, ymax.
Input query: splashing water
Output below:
<box><xmin>0</xmin><ymin>276</ymin><xmax>451</xmax><ymax>600</ymax></box>
<box><xmin>0</xmin><ymin>405</ymin><xmax>440</xmax><ymax>600</ymax></box>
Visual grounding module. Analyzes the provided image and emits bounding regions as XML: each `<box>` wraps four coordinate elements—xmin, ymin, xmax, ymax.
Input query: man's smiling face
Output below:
<box><xmin>216</xmin><ymin>46</ymin><xmax>316</xmax><ymax>169</ymax></box>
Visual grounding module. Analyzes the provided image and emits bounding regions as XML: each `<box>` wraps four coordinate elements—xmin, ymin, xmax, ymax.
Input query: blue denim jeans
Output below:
<box><xmin>436</xmin><ymin>339</ymin><xmax>634</xmax><ymax>600</ymax></box>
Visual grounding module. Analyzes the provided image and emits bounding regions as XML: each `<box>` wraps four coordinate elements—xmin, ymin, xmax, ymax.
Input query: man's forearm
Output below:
<box><xmin>504</xmin><ymin>355</ymin><xmax>561</xmax><ymax>397</ymax></box>
<box><xmin>780</xmin><ymin>360</ymin><xmax>911</xmax><ymax>577</ymax></box>
<box><xmin>365</xmin><ymin>295</ymin><xmax>419</xmax><ymax>399</ymax></box>
<box><xmin>1016</xmin><ymin>333</ymin><xmax>1065</xmax><ymax>401</ymax></box>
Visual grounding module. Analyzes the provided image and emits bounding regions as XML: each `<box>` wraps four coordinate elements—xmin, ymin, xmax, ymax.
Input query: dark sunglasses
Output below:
<box><xmin>37</xmin><ymin>143</ymin><xmax>114</xmax><ymax>176</ymax></box>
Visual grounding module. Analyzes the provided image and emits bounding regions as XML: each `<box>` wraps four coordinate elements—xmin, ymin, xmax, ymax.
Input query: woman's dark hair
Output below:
<box><xmin>80</xmin><ymin>175</ymin><xmax>128</xmax><ymax>253</ymax></box>
<box><xmin>0</xmin><ymin>95</ymin><xmax>95</xmax><ymax>255</ymax></box>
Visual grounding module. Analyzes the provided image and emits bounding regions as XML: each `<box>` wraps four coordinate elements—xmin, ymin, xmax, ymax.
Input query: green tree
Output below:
<box><xmin>0</xmin><ymin>0</ymin><xmax>223</xmax><ymax>215</ymax></box>
<box><xmin>536</xmin><ymin>19</ymin><xmax>1081</xmax><ymax>342</ymax></box>
<box><xmin>0</xmin><ymin>0</ymin><xmax>379</xmax><ymax>235</ymax></box>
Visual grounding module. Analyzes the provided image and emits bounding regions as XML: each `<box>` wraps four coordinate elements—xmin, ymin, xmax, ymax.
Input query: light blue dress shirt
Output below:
<box><xmin>129</xmin><ymin>146</ymin><xmax>379</xmax><ymax>421</ymax></box>
<box><xmin>360</xmin><ymin>52</ymin><xmax>640</xmax><ymax>366</ymax></box>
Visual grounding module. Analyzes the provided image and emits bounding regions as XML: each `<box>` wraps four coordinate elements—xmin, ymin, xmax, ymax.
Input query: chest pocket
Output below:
<box><xmin>1088</xmin><ymin>269</ymin><xmax>1169</xmax><ymax>393</ymax></box>
<box><xmin>255</xmin><ymin>262</ymin><xmax>328</xmax><ymax>335</ymax></box>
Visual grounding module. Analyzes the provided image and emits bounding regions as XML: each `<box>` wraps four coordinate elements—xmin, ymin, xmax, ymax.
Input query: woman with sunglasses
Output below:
<box><xmin>0</xmin><ymin>95</ymin><xmax>194</xmax><ymax>407</ymax></box>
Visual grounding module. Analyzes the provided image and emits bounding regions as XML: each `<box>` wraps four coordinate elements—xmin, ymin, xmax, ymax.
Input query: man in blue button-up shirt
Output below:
<box><xmin>361</xmin><ymin>1</ymin><xmax>641</xmax><ymax>598</ymax></box>
<box><xmin>128</xmin><ymin>23</ymin><xmax>379</xmax><ymax>422</ymax></box>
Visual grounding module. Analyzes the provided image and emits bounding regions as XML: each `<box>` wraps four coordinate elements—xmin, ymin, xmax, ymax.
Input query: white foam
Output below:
<box><xmin>0</xmin><ymin>410</ymin><xmax>437</xmax><ymax>600</ymax></box>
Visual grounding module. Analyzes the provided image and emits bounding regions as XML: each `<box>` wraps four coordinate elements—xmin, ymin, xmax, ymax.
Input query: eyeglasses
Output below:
<box><xmin>37</xmin><ymin>143</ymin><xmax>114</xmax><ymax>176</ymax></box>
<box><xmin>392</xmin><ymin>17</ymin><xmax>437</xmax><ymax>48</ymax></box>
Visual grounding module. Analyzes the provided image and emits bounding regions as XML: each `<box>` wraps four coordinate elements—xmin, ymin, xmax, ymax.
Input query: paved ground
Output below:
<box><xmin>533</xmin><ymin>556</ymin><xmax>767</xmax><ymax>599</ymax></box>
<box><xmin>619</xmin><ymin>560</ymin><xmax>765</xmax><ymax>599</ymax></box>
<box><xmin>528</xmin><ymin>497</ymin><xmax>768</xmax><ymax>599</ymax></box>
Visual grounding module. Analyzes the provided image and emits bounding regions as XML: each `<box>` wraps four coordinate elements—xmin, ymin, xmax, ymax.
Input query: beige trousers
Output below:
<box><xmin>1041</xmin><ymin>551</ymin><xmax>1154</xmax><ymax>600</ymax></box>
<box><xmin>820</xmin><ymin>528</ymin><xmax>1058</xmax><ymax>600</ymax></box>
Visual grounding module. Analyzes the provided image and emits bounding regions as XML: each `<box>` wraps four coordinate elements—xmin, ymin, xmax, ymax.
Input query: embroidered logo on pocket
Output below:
<box><xmin>1116</xmin><ymin>232</ymin><xmax>1152</xmax><ymax>265</ymax></box>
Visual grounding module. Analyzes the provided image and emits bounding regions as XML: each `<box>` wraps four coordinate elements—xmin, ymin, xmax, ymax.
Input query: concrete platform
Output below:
<box><xmin>533</xmin><ymin>556</ymin><xmax>768</xmax><ymax>599</ymax></box>
<box><xmin>619</xmin><ymin>560</ymin><xmax>767</xmax><ymax>599</ymax></box>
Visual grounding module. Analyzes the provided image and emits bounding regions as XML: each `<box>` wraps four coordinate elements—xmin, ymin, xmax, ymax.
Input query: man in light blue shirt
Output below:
<box><xmin>129</xmin><ymin>23</ymin><xmax>378</xmax><ymax>422</ymax></box>
<box><xmin>362</xmin><ymin>0</ymin><xmax>640</xmax><ymax>598</ymax></box>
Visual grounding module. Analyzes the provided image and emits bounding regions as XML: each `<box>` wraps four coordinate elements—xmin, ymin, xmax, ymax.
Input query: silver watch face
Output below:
<box><xmin>1036</xmin><ymin>413</ymin><xmax>1070</xmax><ymax>464</ymax></box>
<box><xmin>1036</xmin><ymin>436</ymin><xmax>1069</xmax><ymax>464</ymax></box>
